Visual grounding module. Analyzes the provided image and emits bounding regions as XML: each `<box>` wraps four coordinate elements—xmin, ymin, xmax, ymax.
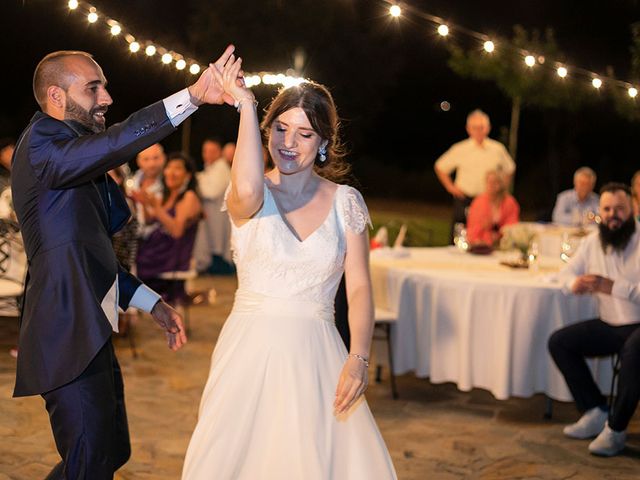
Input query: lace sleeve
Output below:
<box><xmin>342</xmin><ymin>186</ymin><xmax>372</xmax><ymax>234</ymax></box>
<box><xmin>220</xmin><ymin>184</ymin><xmax>232</xmax><ymax>212</ymax></box>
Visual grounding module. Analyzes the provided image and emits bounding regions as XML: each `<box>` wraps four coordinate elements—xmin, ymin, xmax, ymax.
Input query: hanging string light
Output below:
<box><xmin>64</xmin><ymin>1</ymin><xmax>306</xmax><ymax>87</ymax></box>
<box><xmin>381</xmin><ymin>0</ymin><xmax>638</xmax><ymax>102</ymax></box>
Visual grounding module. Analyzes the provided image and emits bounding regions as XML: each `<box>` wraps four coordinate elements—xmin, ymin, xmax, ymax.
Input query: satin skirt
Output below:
<box><xmin>181</xmin><ymin>290</ymin><xmax>397</xmax><ymax>480</ymax></box>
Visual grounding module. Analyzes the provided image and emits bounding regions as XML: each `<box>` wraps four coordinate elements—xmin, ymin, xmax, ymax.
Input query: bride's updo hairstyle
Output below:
<box><xmin>260</xmin><ymin>81</ymin><xmax>351</xmax><ymax>182</ymax></box>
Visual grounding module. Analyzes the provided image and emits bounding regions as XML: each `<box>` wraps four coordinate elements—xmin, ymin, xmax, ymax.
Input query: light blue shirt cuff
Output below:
<box><xmin>130</xmin><ymin>285</ymin><xmax>162</xmax><ymax>313</ymax></box>
<box><xmin>163</xmin><ymin>88</ymin><xmax>198</xmax><ymax>127</ymax></box>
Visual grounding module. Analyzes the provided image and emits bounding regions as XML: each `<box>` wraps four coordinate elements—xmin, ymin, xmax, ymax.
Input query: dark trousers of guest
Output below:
<box><xmin>42</xmin><ymin>340</ymin><xmax>130</xmax><ymax>479</ymax></box>
<box><xmin>449</xmin><ymin>195</ymin><xmax>474</xmax><ymax>244</ymax></box>
<box><xmin>548</xmin><ymin>319</ymin><xmax>640</xmax><ymax>431</ymax></box>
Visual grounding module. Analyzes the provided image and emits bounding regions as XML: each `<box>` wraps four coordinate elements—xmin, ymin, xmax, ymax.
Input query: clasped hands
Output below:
<box><xmin>188</xmin><ymin>44</ymin><xmax>255</xmax><ymax>108</ymax></box>
<box><xmin>572</xmin><ymin>274</ymin><xmax>614</xmax><ymax>295</ymax></box>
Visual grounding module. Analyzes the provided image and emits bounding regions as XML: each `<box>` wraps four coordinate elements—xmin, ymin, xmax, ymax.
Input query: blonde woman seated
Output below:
<box><xmin>466</xmin><ymin>170</ymin><xmax>520</xmax><ymax>246</ymax></box>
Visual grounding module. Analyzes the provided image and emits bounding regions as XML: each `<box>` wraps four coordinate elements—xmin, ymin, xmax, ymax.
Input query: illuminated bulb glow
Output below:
<box><xmin>592</xmin><ymin>78</ymin><xmax>602</xmax><ymax>89</ymax></box>
<box><xmin>557</xmin><ymin>66</ymin><xmax>568</xmax><ymax>78</ymax></box>
<box><xmin>175</xmin><ymin>59</ymin><xmax>186</xmax><ymax>70</ymax></box>
<box><xmin>483</xmin><ymin>40</ymin><xmax>495</xmax><ymax>53</ymax></box>
<box><xmin>389</xmin><ymin>5</ymin><xmax>401</xmax><ymax>17</ymax></box>
<box><xmin>437</xmin><ymin>25</ymin><xmax>449</xmax><ymax>36</ymax></box>
<box><xmin>87</xmin><ymin>12</ymin><xmax>98</xmax><ymax>23</ymax></box>
<box><xmin>145</xmin><ymin>45</ymin><xmax>156</xmax><ymax>56</ymax></box>
<box><xmin>161</xmin><ymin>53</ymin><xmax>172</xmax><ymax>64</ymax></box>
<box><xmin>68</xmin><ymin>0</ymin><xmax>79</xmax><ymax>9</ymax></box>
<box><xmin>110</xmin><ymin>24</ymin><xmax>121</xmax><ymax>36</ymax></box>
<box><xmin>189</xmin><ymin>64</ymin><xmax>201</xmax><ymax>75</ymax></box>
<box><xmin>629</xmin><ymin>87</ymin><xmax>638</xmax><ymax>98</ymax></box>
<box><xmin>524</xmin><ymin>55</ymin><xmax>535</xmax><ymax>67</ymax></box>
<box><xmin>129</xmin><ymin>42</ymin><xmax>140</xmax><ymax>53</ymax></box>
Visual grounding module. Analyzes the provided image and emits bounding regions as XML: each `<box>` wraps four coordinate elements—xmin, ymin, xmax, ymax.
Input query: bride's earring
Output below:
<box><xmin>318</xmin><ymin>145</ymin><xmax>327</xmax><ymax>163</ymax></box>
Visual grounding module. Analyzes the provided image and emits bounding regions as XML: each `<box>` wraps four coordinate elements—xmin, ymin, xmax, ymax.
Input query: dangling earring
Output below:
<box><xmin>318</xmin><ymin>145</ymin><xmax>327</xmax><ymax>163</ymax></box>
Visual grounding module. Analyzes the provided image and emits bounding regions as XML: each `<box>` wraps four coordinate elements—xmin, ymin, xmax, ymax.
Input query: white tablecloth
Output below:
<box><xmin>370</xmin><ymin>246</ymin><xmax>611</xmax><ymax>401</ymax></box>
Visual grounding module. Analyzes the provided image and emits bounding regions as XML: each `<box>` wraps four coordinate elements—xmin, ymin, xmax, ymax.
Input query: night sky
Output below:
<box><xmin>3</xmin><ymin>0</ymin><xmax>640</xmax><ymax>212</ymax></box>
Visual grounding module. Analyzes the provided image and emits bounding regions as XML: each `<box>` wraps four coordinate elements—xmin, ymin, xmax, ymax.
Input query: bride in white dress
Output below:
<box><xmin>182</xmin><ymin>54</ymin><xmax>397</xmax><ymax>479</ymax></box>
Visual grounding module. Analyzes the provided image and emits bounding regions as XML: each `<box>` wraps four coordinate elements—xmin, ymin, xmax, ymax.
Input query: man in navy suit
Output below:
<box><xmin>11</xmin><ymin>46</ymin><xmax>237</xmax><ymax>478</ymax></box>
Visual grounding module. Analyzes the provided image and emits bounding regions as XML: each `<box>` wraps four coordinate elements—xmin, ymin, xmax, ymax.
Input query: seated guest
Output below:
<box><xmin>552</xmin><ymin>167</ymin><xmax>599</xmax><ymax>226</ymax></box>
<box><xmin>466</xmin><ymin>170</ymin><xmax>519</xmax><ymax>246</ymax></box>
<box><xmin>136</xmin><ymin>152</ymin><xmax>202</xmax><ymax>307</ymax></box>
<box><xmin>631</xmin><ymin>170</ymin><xmax>640</xmax><ymax>219</ymax></box>
<box><xmin>548</xmin><ymin>183</ymin><xmax>640</xmax><ymax>456</ymax></box>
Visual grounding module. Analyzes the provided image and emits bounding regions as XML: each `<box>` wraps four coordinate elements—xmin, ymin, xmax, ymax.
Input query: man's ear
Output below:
<box><xmin>47</xmin><ymin>86</ymin><xmax>66</xmax><ymax>109</ymax></box>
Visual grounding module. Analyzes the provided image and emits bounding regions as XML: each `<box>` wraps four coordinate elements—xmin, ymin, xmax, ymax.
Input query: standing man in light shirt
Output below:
<box><xmin>193</xmin><ymin>137</ymin><xmax>233</xmax><ymax>273</ymax></box>
<box><xmin>434</xmin><ymin>109</ymin><xmax>515</xmax><ymax>243</ymax></box>
<box><xmin>548</xmin><ymin>183</ymin><xmax>640</xmax><ymax>457</ymax></box>
<box><xmin>552</xmin><ymin>166</ymin><xmax>600</xmax><ymax>226</ymax></box>
<box><xmin>11</xmin><ymin>45</ymin><xmax>237</xmax><ymax>478</ymax></box>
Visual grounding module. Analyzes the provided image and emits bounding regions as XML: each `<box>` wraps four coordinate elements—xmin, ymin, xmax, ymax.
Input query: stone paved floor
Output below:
<box><xmin>1</xmin><ymin>275</ymin><xmax>639</xmax><ymax>479</ymax></box>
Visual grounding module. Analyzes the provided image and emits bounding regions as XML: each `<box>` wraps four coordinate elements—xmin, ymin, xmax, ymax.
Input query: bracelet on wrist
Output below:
<box><xmin>234</xmin><ymin>97</ymin><xmax>258</xmax><ymax>113</ymax></box>
<box><xmin>348</xmin><ymin>353</ymin><xmax>369</xmax><ymax>368</ymax></box>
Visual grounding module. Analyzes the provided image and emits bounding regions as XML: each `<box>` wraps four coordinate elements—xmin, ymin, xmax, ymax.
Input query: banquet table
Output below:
<box><xmin>370</xmin><ymin>246</ymin><xmax>611</xmax><ymax>401</ymax></box>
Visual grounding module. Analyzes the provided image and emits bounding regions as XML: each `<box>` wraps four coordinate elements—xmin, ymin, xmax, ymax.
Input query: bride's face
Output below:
<box><xmin>268</xmin><ymin>107</ymin><xmax>326</xmax><ymax>175</ymax></box>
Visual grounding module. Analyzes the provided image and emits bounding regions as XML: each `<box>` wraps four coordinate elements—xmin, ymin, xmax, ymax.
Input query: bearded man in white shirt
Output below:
<box><xmin>434</xmin><ymin>109</ymin><xmax>515</xmax><ymax>243</ymax></box>
<box><xmin>549</xmin><ymin>182</ymin><xmax>640</xmax><ymax>457</ymax></box>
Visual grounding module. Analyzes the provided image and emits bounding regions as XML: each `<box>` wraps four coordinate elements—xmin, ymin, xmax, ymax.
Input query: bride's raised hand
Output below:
<box><xmin>220</xmin><ymin>56</ymin><xmax>255</xmax><ymax>108</ymax></box>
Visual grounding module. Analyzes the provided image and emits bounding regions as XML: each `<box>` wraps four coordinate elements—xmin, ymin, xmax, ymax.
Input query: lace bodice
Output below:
<box><xmin>228</xmin><ymin>183</ymin><xmax>370</xmax><ymax>304</ymax></box>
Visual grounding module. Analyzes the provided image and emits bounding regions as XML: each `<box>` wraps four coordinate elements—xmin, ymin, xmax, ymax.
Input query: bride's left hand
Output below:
<box><xmin>334</xmin><ymin>355</ymin><xmax>368</xmax><ymax>415</ymax></box>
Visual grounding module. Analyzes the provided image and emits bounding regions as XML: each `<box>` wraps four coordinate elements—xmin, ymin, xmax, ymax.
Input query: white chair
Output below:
<box><xmin>373</xmin><ymin>307</ymin><xmax>398</xmax><ymax>399</ymax></box>
<box><xmin>0</xmin><ymin>219</ymin><xmax>26</xmax><ymax>316</ymax></box>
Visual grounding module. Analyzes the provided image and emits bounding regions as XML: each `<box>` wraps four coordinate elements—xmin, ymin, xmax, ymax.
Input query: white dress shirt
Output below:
<box><xmin>559</xmin><ymin>221</ymin><xmax>640</xmax><ymax>326</ymax></box>
<box><xmin>435</xmin><ymin>137</ymin><xmax>515</xmax><ymax>197</ymax></box>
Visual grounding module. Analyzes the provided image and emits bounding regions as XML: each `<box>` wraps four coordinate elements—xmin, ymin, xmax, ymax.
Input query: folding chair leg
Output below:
<box><xmin>544</xmin><ymin>396</ymin><xmax>553</xmax><ymax>419</ymax></box>
<box><xmin>386</xmin><ymin>324</ymin><xmax>398</xmax><ymax>399</ymax></box>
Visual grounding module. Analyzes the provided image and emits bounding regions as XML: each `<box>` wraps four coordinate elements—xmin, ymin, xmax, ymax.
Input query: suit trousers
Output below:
<box><xmin>42</xmin><ymin>339</ymin><xmax>130</xmax><ymax>479</ymax></box>
<box><xmin>548</xmin><ymin>318</ymin><xmax>640</xmax><ymax>431</ymax></box>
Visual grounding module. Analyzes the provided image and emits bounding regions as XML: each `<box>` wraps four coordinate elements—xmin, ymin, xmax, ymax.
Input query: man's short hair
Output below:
<box><xmin>574</xmin><ymin>166</ymin><xmax>597</xmax><ymax>183</ymax></box>
<box><xmin>202</xmin><ymin>136</ymin><xmax>223</xmax><ymax>147</ymax></box>
<box><xmin>466</xmin><ymin>109</ymin><xmax>490</xmax><ymax>126</ymax></box>
<box><xmin>600</xmin><ymin>182</ymin><xmax>631</xmax><ymax>197</ymax></box>
<box><xmin>33</xmin><ymin>51</ymin><xmax>94</xmax><ymax>110</ymax></box>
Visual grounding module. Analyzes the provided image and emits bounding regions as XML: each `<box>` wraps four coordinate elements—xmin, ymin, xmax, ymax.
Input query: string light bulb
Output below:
<box><xmin>161</xmin><ymin>53</ymin><xmax>172</xmax><ymax>64</ymax></box>
<box><xmin>145</xmin><ymin>45</ymin><xmax>156</xmax><ymax>56</ymax></box>
<box><xmin>189</xmin><ymin>64</ymin><xmax>201</xmax><ymax>75</ymax></box>
<box><xmin>68</xmin><ymin>0</ymin><xmax>79</xmax><ymax>9</ymax></box>
<box><xmin>87</xmin><ymin>11</ymin><xmax>98</xmax><ymax>23</ymax></box>
<box><xmin>592</xmin><ymin>78</ymin><xmax>602</xmax><ymax>89</ymax></box>
<box><xmin>524</xmin><ymin>55</ymin><xmax>535</xmax><ymax>67</ymax></box>
<box><xmin>629</xmin><ymin>87</ymin><xmax>638</xmax><ymax>98</ymax></box>
<box><xmin>175</xmin><ymin>59</ymin><xmax>186</xmax><ymax>70</ymax></box>
<box><xmin>389</xmin><ymin>5</ymin><xmax>401</xmax><ymax>17</ymax></box>
<box><xmin>437</xmin><ymin>25</ymin><xmax>449</xmax><ymax>37</ymax></box>
<box><xmin>110</xmin><ymin>24</ymin><xmax>121</xmax><ymax>36</ymax></box>
<box><xmin>129</xmin><ymin>42</ymin><xmax>140</xmax><ymax>53</ymax></box>
<box><xmin>483</xmin><ymin>40</ymin><xmax>495</xmax><ymax>53</ymax></box>
<box><xmin>557</xmin><ymin>66</ymin><xmax>568</xmax><ymax>78</ymax></box>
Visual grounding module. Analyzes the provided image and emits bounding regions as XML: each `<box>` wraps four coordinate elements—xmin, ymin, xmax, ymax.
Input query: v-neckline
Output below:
<box><xmin>266</xmin><ymin>183</ymin><xmax>341</xmax><ymax>244</ymax></box>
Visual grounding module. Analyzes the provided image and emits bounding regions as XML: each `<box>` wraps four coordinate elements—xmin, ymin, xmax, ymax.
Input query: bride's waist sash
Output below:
<box><xmin>231</xmin><ymin>290</ymin><xmax>335</xmax><ymax>324</ymax></box>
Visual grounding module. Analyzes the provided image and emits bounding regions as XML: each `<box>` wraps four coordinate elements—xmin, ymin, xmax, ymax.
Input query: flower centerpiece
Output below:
<box><xmin>500</xmin><ymin>223</ymin><xmax>537</xmax><ymax>262</ymax></box>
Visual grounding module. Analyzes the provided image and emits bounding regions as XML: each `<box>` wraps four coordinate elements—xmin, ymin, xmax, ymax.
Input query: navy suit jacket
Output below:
<box><xmin>12</xmin><ymin>102</ymin><xmax>175</xmax><ymax>396</ymax></box>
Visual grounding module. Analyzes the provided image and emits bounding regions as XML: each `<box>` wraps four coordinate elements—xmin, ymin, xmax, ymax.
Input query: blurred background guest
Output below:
<box><xmin>434</xmin><ymin>110</ymin><xmax>515</xmax><ymax>243</ymax></box>
<box><xmin>129</xmin><ymin>143</ymin><xmax>166</xmax><ymax>236</ymax></box>
<box><xmin>192</xmin><ymin>137</ymin><xmax>233</xmax><ymax>274</ymax></box>
<box><xmin>466</xmin><ymin>170</ymin><xmax>520</xmax><ymax>247</ymax></box>
<box><xmin>136</xmin><ymin>152</ymin><xmax>202</xmax><ymax>307</ymax></box>
<box><xmin>552</xmin><ymin>167</ymin><xmax>599</xmax><ymax>226</ymax></box>
<box><xmin>631</xmin><ymin>170</ymin><xmax>640</xmax><ymax>219</ymax></box>
<box><xmin>0</xmin><ymin>138</ymin><xmax>15</xmax><ymax>193</ymax></box>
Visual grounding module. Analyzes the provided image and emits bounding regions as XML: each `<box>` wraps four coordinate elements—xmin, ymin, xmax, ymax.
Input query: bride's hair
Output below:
<box><xmin>260</xmin><ymin>81</ymin><xmax>351</xmax><ymax>183</ymax></box>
